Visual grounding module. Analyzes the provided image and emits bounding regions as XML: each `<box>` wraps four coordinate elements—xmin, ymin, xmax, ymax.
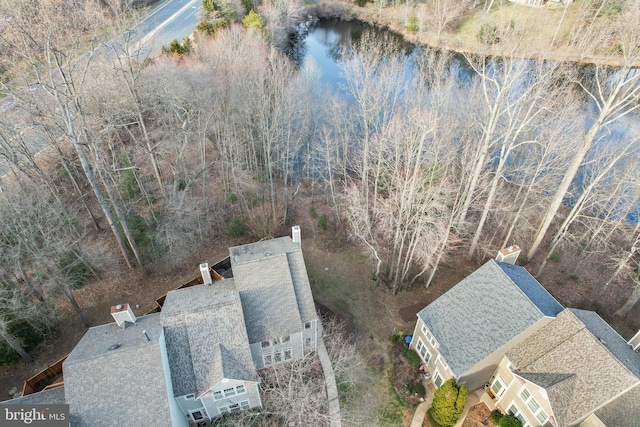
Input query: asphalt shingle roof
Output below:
<box><xmin>417</xmin><ymin>259</ymin><xmax>562</xmax><ymax>377</ymax></box>
<box><xmin>62</xmin><ymin>314</ymin><xmax>172</xmax><ymax>427</ymax></box>
<box><xmin>230</xmin><ymin>237</ymin><xmax>316</xmax><ymax>343</ymax></box>
<box><xmin>507</xmin><ymin>309</ymin><xmax>640</xmax><ymax>426</ymax></box>
<box><xmin>161</xmin><ymin>280</ymin><xmax>258</xmax><ymax>398</ymax></box>
<box><xmin>0</xmin><ymin>387</ymin><xmax>66</xmax><ymax>406</ymax></box>
<box><xmin>496</xmin><ymin>262</ymin><xmax>564</xmax><ymax>317</ymax></box>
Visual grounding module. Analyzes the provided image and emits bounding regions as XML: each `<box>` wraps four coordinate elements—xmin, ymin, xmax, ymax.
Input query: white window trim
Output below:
<box><xmin>189</xmin><ymin>408</ymin><xmax>206</xmax><ymax>422</ymax></box>
<box><xmin>507</xmin><ymin>401</ymin><xmax>531</xmax><ymax>427</ymax></box>
<box><xmin>263</xmin><ymin>354</ymin><xmax>273</xmax><ymax>366</ymax></box>
<box><xmin>235</xmin><ymin>384</ymin><xmax>246</xmax><ymax>395</ymax></box>
<box><xmin>490</xmin><ymin>376</ymin><xmax>507</xmax><ymax>398</ymax></box>
<box><xmin>416</xmin><ymin>338</ymin><xmax>432</xmax><ymax>364</ymax></box>
<box><xmin>519</xmin><ymin>387</ymin><xmax>548</xmax><ymax>424</ymax></box>
<box><xmin>433</xmin><ymin>369</ymin><xmax>444</xmax><ymax>388</ymax></box>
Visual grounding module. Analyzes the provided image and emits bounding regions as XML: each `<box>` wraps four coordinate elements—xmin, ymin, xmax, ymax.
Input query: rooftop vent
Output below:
<box><xmin>496</xmin><ymin>245</ymin><xmax>522</xmax><ymax>265</ymax></box>
<box><xmin>200</xmin><ymin>263</ymin><xmax>213</xmax><ymax>286</ymax></box>
<box><xmin>110</xmin><ymin>303</ymin><xmax>136</xmax><ymax>329</ymax></box>
<box><xmin>292</xmin><ymin>225</ymin><xmax>301</xmax><ymax>247</ymax></box>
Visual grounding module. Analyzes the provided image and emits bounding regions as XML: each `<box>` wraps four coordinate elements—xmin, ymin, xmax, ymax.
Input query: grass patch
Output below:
<box><xmin>549</xmin><ymin>252</ymin><xmax>561</xmax><ymax>262</ymax></box>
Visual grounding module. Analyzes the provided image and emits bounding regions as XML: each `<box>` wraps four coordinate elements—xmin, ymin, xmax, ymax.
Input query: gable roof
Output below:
<box><xmin>230</xmin><ymin>237</ymin><xmax>317</xmax><ymax>343</ymax></box>
<box><xmin>161</xmin><ymin>281</ymin><xmax>258</xmax><ymax>398</ymax></box>
<box><xmin>417</xmin><ymin>259</ymin><xmax>562</xmax><ymax>377</ymax></box>
<box><xmin>0</xmin><ymin>386</ymin><xmax>66</xmax><ymax>406</ymax></box>
<box><xmin>62</xmin><ymin>314</ymin><xmax>173</xmax><ymax>427</ymax></box>
<box><xmin>594</xmin><ymin>383</ymin><xmax>640</xmax><ymax>427</ymax></box>
<box><xmin>507</xmin><ymin>309</ymin><xmax>640</xmax><ymax>426</ymax></box>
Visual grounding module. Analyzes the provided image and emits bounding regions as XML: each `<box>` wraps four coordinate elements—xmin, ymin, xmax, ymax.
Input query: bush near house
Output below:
<box><xmin>400</xmin><ymin>345</ymin><xmax>421</xmax><ymax>368</ymax></box>
<box><xmin>428</xmin><ymin>378</ymin><xmax>468</xmax><ymax>427</ymax></box>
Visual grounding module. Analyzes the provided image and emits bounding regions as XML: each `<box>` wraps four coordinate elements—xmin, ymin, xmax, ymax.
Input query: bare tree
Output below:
<box><xmin>528</xmin><ymin>3</ymin><xmax>640</xmax><ymax>260</ymax></box>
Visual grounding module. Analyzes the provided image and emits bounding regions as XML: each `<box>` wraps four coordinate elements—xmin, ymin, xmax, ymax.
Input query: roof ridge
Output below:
<box><xmin>515</xmin><ymin>313</ymin><xmax>585</xmax><ymax>372</ymax></box>
<box><xmin>572</xmin><ymin>310</ymin><xmax>640</xmax><ymax>380</ymax></box>
<box><xmin>490</xmin><ymin>260</ymin><xmax>546</xmax><ymax>318</ymax></box>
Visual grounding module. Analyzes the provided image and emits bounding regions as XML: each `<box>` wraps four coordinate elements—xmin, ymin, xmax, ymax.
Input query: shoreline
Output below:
<box><xmin>311</xmin><ymin>1</ymin><xmax>640</xmax><ymax>68</ymax></box>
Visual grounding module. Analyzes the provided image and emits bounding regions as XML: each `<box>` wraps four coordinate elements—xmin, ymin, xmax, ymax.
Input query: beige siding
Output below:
<box><xmin>490</xmin><ymin>357</ymin><xmax>555</xmax><ymax>427</ymax></box>
<box><xmin>412</xmin><ymin>318</ymin><xmax>454</xmax><ymax>387</ymax></box>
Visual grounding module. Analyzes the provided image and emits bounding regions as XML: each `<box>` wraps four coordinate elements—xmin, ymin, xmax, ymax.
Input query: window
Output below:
<box><xmin>305</xmin><ymin>337</ymin><xmax>312</xmax><ymax>347</ymax></box>
<box><xmin>219</xmin><ymin>406</ymin><xmax>229</xmax><ymax>414</ymax></box>
<box><xmin>190</xmin><ymin>410</ymin><xmax>204</xmax><ymax>421</ymax></box>
<box><xmin>305</xmin><ymin>321</ymin><xmax>312</xmax><ymax>329</ymax></box>
<box><xmin>274</xmin><ymin>351</ymin><xmax>283</xmax><ymax>363</ymax></box>
<box><xmin>236</xmin><ymin>385</ymin><xmax>246</xmax><ymax>395</ymax></box>
<box><xmin>416</xmin><ymin>339</ymin><xmax>431</xmax><ymax>363</ymax></box>
<box><xmin>507</xmin><ymin>402</ymin><xmax>530</xmax><ymax>427</ymax></box>
<box><xmin>240</xmin><ymin>400</ymin><xmax>250</xmax><ymax>409</ymax></box>
<box><xmin>213</xmin><ymin>391</ymin><xmax>223</xmax><ymax>400</ymax></box>
<box><xmin>261</xmin><ymin>340</ymin><xmax>270</xmax><ymax>348</ymax></box>
<box><xmin>434</xmin><ymin>370</ymin><xmax>444</xmax><ymax>388</ymax></box>
<box><xmin>224</xmin><ymin>387</ymin><xmax>236</xmax><ymax>397</ymax></box>
<box><xmin>421</xmin><ymin>323</ymin><xmax>437</xmax><ymax>347</ymax></box>
<box><xmin>272</xmin><ymin>339</ymin><xmax>279</xmax><ymax>347</ymax></box>
<box><xmin>490</xmin><ymin>376</ymin><xmax>506</xmax><ymax>398</ymax></box>
<box><xmin>263</xmin><ymin>354</ymin><xmax>272</xmax><ymax>366</ymax></box>
<box><xmin>281</xmin><ymin>336</ymin><xmax>290</xmax><ymax>343</ymax></box>
<box><xmin>229</xmin><ymin>403</ymin><xmax>240</xmax><ymax>411</ymax></box>
<box><xmin>520</xmin><ymin>388</ymin><xmax>548</xmax><ymax>424</ymax></box>
<box><xmin>185</xmin><ymin>394</ymin><xmax>195</xmax><ymax>399</ymax></box>
<box><xmin>284</xmin><ymin>349</ymin><xmax>292</xmax><ymax>360</ymax></box>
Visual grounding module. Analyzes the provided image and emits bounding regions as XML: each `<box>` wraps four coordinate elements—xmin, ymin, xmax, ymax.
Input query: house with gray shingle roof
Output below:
<box><xmin>2</xmin><ymin>230</ymin><xmax>318</xmax><ymax>427</ymax></box>
<box><xmin>485</xmin><ymin>308</ymin><xmax>640</xmax><ymax>427</ymax></box>
<box><xmin>411</xmin><ymin>258</ymin><xmax>564</xmax><ymax>391</ymax></box>
<box><xmin>230</xmin><ymin>236</ymin><xmax>318</xmax><ymax>369</ymax></box>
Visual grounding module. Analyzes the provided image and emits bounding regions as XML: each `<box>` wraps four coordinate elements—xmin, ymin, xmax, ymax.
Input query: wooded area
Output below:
<box><xmin>0</xmin><ymin>0</ymin><xmax>638</xmax><ymax>377</ymax></box>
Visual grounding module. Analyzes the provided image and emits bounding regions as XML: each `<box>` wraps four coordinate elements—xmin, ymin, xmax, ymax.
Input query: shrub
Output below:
<box><xmin>309</xmin><ymin>204</ymin><xmax>319</xmax><ymax>219</ymax></box>
<box><xmin>477</xmin><ymin>23</ymin><xmax>500</xmax><ymax>45</ymax></box>
<box><xmin>161</xmin><ymin>37</ymin><xmax>191</xmax><ymax>56</ymax></box>
<box><xmin>549</xmin><ymin>252</ymin><xmax>561</xmax><ymax>262</ymax></box>
<box><xmin>405</xmin><ymin>15</ymin><xmax>418</xmax><ymax>32</ymax></box>
<box><xmin>498</xmin><ymin>414</ymin><xmax>523</xmax><ymax>427</ymax></box>
<box><xmin>489</xmin><ymin>411</ymin><xmax>503</xmax><ymax>425</ymax></box>
<box><xmin>517</xmin><ymin>256</ymin><xmax>528</xmax><ymax>265</ymax></box>
<box><xmin>243</xmin><ymin>10</ymin><xmax>266</xmax><ymax>32</ymax></box>
<box><xmin>428</xmin><ymin>379</ymin><xmax>468</xmax><ymax>427</ymax></box>
<box><xmin>58</xmin><ymin>251</ymin><xmax>91</xmax><ymax>290</ymax></box>
<box><xmin>126</xmin><ymin>213</ymin><xmax>155</xmax><ymax>248</ymax></box>
<box><xmin>317</xmin><ymin>214</ymin><xmax>329</xmax><ymax>231</ymax></box>
<box><xmin>225</xmin><ymin>191</ymin><xmax>238</xmax><ymax>203</ymax></box>
<box><xmin>226</xmin><ymin>218</ymin><xmax>246</xmax><ymax>237</ymax></box>
<box><xmin>118</xmin><ymin>162</ymin><xmax>141</xmax><ymax>201</ymax></box>
<box><xmin>401</xmin><ymin>346</ymin><xmax>421</xmax><ymax>369</ymax></box>
<box><xmin>202</xmin><ymin>0</ymin><xmax>218</xmax><ymax>12</ymax></box>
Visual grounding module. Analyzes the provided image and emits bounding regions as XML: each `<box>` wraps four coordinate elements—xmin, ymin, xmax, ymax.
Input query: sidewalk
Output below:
<box><xmin>410</xmin><ymin>380</ymin><xmax>435</xmax><ymax>427</ymax></box>
<box><xmin>317</xmin><ymin>337</ymin><xmax>342</xmax><ymax>427</ymax></box>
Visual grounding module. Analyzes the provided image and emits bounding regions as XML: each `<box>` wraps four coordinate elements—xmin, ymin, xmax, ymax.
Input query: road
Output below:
<box><xmin>0</xmin><ymin>0</ymin><xmax>201</xmax><ymax>176</ymax></box>
<box><xmin>133</xmin><ymin>0</ymin><xmax>201</xmax><ymax>55</ymax></box>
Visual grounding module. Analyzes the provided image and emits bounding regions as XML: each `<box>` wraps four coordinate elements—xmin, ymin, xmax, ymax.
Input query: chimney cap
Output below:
<box><xmin>111</xmin><ymin>303</ymin><xmax>129</xmax><ymax>314</ymax></box>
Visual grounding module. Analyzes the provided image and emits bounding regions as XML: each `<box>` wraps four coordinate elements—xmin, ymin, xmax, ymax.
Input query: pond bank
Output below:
<box><xmin>308</xmin><ymin>0</ymin><xmax>640</xmax><ymax>67</ymax></box>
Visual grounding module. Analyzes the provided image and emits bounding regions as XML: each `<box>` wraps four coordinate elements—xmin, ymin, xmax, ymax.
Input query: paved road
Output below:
<box><xmin>133</xmin><ymin>0</ymin><xmax>201</xmax><ymax>55</ymax></box>
<box><xmin>0</xmin><ymin>0</ymin><xmax>201</xmax><ymax>176</ymax></box>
